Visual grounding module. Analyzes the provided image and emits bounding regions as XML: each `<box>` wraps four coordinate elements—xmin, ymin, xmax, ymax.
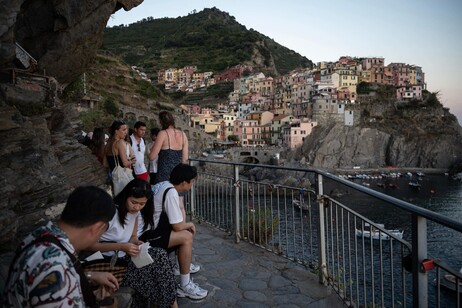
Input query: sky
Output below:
<box><xmin>107</xmin><ymin>0</ymin><xmax>462</xmax><ymax>124</ymax></box>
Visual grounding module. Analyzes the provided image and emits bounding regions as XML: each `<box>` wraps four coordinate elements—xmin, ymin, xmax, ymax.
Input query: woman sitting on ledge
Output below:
<box><xmin>85</xmin><ymin>179</ymin><xmax>177</xmax><ymax>308</ymax></box>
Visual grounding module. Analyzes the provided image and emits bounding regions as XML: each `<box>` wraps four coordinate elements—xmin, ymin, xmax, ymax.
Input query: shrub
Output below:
<box><xmin>102</xmin><ymin>97</ymin><xmax>119</xmax><ymax>116</ymax></box>
<box><xmin>243</xmin><ymin>207</ymin><xmax>279</xmax><ymax>246</ymax></box>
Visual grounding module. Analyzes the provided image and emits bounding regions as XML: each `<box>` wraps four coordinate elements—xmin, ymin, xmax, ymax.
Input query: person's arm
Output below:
<box><xmin>148</xmin><ymin>131</ymin><xmax>165</xmax><ymax>161</ymax></box>
<box><xmin>86</xmin><ymin>271</ymin><xmax>119</xmax><ymax>292</ymax></box>
<box><xmin>182</xmin><ymin>131</ymin><xmax>189</xmax><ymax>163</ymax></box>
<box><xmin>88</xmin><ymin>241</ymin><xmax>140</xmax><ymax>257</ymax></box>
<box><xmin>116</xmin><ymin>140</ymin><xmax>134</xmax><ymax>168</ymax></box>
<box><xmin>129</xmin><ymin>215</ymin><xmax>143</xmax><ymax>245</ymax></box>
<box><xmin>171</xmin><ymin>220</ymin><xmax>196</xmax><ymax>235</ymax></box>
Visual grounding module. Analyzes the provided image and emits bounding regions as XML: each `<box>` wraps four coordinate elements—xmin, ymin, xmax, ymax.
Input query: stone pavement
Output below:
<box><xmin>177</xmin><ymin>222</ymin><xmax>345</xmax><ymax>308</ymax></box>
<box><xmin>0</xmin><ymin>222</ymin><xmax>345</xmax><ymax>307</ymax></box>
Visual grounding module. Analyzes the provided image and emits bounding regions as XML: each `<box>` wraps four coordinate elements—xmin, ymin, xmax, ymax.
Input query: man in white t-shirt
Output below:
<box><xmin>139</xmin><ymin>164</ymin><xmax>208</xmax><ymax>300</ymax></box>
<box><xmin>129</xmin><ymin>121</ymin><xmax>148</xmax><ymax>181</ymax></box>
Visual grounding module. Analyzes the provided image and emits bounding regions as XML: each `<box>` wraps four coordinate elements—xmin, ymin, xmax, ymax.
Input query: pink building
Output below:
<box><xmin>396</xmin><ymin>85</ymin><xmax>422</xmax><ymax>101</ymax></box>
<box><xmin>189</xmin><ymin>105</ymin><xmax>201</xmax><ymax>114</ymax></box>
<box><xmin>282</xmin><ymin>120</ymin><xmax>318</xmax><ymax>149</ymax></box>
<box><xmin>215</xmin><ymin>65</ymin><xmax>253</xmax><ymax>83</ymax></box>
<box><xmin>233</xmin><ymin>119</ymin><xmax>264</xmax><ymax>146</ymax></box>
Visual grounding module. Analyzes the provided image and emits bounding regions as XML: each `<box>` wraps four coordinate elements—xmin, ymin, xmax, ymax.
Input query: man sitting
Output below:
<box><xmin>3</xmin><ymin>186</ymin><xmax>118</xmax><ymax>307</ymax></box>
<box><xmin>139</xmin><ymin>163</ymin><xmax>207</xmax><ymax>300</ymax></box>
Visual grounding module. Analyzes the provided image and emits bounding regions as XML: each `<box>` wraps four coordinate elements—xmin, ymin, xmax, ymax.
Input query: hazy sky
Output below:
<box><xmin>108</xmin><ymin>0</ymin><xmax>462</xmax><ymax>124</ymax></box>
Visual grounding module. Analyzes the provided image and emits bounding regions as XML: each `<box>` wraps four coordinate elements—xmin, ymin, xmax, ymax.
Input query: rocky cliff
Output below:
<box><xmin>291</xmin><ymin>103</ymin><xmax>462</xmax><ymax>170</ymax></box>
<box><xmin>0</xmin><ymin>0</ymin><xmax>144</xmax><ymax>246</ymax></box>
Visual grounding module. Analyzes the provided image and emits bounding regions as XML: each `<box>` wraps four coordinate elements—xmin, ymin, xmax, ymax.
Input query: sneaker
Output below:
<box><xmin>176</xmin><ymin>279</ymin><xmax>208</xmax><ymax>300</ymax></box>
<box><xmin>173</xmin><ymin>263</ymin><xmax>201</xmax><ymax>275</ymax></box>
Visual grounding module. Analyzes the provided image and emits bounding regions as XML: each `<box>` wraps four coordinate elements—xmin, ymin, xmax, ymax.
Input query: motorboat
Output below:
<box><xmin>408</xmin><ymin>181</ymin><xmax>421</xmax><ymax>189</ymax></box>
<box><xmin>439</xmin><ymin>271</ymin><xmax>462</xmax><ymax>294</ymax></box>
<box><xmin>355</xmin><ymin>223</ymin><xmax>404</xmax><ymax>240</ymax></box>
<box><xmin>292</xmin><ymin>199</ymin><xmax>309</xmax><ymax>212</ymax></box>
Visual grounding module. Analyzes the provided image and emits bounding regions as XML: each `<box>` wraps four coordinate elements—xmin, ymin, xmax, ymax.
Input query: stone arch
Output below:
<box><xmin>125</xmin><ymin>112</ymin><xmax>136</xmax><ymax>121</ymax></box>
<box><xmin>242</xmin><ymin>156</ymin><xmax>260</xmax><ymax>164</ymax></box>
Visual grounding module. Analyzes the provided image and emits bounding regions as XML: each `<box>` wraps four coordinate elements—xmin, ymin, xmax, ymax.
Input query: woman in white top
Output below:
<box><xmin>88</xmin><ymin>179</ymin><xmax>177</xmax><ymax>308</ymax></box>
<box><xmin>104</xmin><ymin>119</ymin><xmax>136</xmax><ymax>173</ymax></box>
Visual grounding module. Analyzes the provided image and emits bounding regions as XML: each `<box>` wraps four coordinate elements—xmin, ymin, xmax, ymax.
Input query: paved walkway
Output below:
<box><xmin>0</xmin><ymin>222</ymin><xmax>344</xmax><ymax>307</ymax></box>
<box><xmin>177</xmin><ymin>222</ymin><xmax>344</xmax><ymax>307</ymax></box>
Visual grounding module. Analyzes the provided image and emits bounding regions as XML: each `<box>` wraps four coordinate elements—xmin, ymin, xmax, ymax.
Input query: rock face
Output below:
<box><xmin>0</xmin><ymin>0</ymin><xmax>143</xmax><ymax>84</ymax></box>
<box><xmin>293</xmin><ymin>108</ymin><xmax>462</xmax><ymax>169</ymax></box>
<box><xmin>0</xmin><ymin>0</ymin><xmax>143</xmax><ymax>245</ymax></box>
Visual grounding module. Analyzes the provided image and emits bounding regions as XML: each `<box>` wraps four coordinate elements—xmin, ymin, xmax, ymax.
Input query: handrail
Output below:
<box><xmin>189</xmin><ymin>158</ymin><xmax>462</xmax><ymax>233</ymax></box>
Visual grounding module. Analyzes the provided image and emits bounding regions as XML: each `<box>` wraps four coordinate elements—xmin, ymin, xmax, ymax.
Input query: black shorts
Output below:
<box><xmin>139</xmin><ymin>228</ymin><xmax>171</xmax><ymax>251</ymax></box>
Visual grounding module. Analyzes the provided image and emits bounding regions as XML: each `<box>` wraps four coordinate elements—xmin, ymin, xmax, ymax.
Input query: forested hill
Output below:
<box><xmin>103</xmin><ymin>7</ymin><xmax>313</xmax><ymax>77</ymax></box>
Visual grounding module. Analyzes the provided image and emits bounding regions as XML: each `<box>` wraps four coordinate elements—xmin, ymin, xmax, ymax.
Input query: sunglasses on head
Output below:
<box><xmin>131</xmin><ymin>186</ymin><xmax>153</xmax><ymax>199</ymax></box>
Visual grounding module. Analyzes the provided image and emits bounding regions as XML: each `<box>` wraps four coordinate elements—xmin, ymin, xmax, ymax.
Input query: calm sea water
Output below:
<box><xmin>333</xmin><ymin>174</ymin><xmax>462</xmax><ymax>266</ymax></box>
<box><xmin>328</xmin><ymin>174</ymin><xmax>462</xmax><ymax>306</ymax></box>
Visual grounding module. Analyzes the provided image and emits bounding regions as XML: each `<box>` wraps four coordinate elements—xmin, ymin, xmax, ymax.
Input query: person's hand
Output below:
<box><xmin>187</xmin><ymin>223</ymin><xmax>196</xmax><ymax>236</ymax></box>
<box><xmin>90</xmin><ymin>272</ymin><xmax>119</xmax><ymax>292</ymax></box>
<box><xmin>123</xmin><ymin>242</ymin><xmax>140</xmax><ymax>256</ymax></box>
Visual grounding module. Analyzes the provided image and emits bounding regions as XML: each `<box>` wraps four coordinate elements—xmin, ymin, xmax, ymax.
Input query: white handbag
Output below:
<box><xmin>111</xmin><ymin>144</ymin><xmax>134</xmax><ymax>196</ymax></box>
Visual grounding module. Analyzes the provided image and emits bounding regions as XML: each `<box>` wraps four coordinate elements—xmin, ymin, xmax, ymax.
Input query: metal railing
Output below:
<box><xmin>187</xmin><ymin>159</ymin><xmax>462</xmax><ymax>308</ymax></box>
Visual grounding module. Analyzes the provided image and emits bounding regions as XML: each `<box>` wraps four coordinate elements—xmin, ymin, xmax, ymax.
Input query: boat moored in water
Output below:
<box><xmin>355</xmin><ymin>223</ymin><xmax>404</xmax><ymax>240</ymax></box>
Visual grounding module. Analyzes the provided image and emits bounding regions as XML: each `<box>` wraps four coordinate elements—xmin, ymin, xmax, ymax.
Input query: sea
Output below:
<box><xmin>328</xmin><ymin>173</ymin><xmax>462</xmax><ymax>306</ymax></box>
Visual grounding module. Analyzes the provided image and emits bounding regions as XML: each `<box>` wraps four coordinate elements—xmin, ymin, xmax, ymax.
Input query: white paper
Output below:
<box><xmin>84</xmin><ymin>251</ymin><xmax>104</xmax><ymax>262</ymax></box>
<box><xmin>131</xmin><ymin>242</ymin><xmax>153</xmax><ymax>268</ymax></box>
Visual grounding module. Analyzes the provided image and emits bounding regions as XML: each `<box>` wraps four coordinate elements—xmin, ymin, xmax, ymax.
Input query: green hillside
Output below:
<box><xmin>103</xmin><ymin>7</ymin><xmax>312</xmax><ymax>77</ymax></box>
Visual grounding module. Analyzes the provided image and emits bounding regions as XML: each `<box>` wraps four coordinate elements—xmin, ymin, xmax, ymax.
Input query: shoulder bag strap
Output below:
<box><xmin>162</xmin><ymin>187</ymin><xmax>174</xmax><ymax>212</ymax></box>
<box><xmin>112</xmin><ymin>140</ymin><xmax>121</xmax><ymax>168</ymax></box>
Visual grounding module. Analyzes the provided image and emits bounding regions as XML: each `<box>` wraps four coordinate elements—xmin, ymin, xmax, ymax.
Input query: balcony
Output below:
<box><xmin>187</xmin><ymin>159</ymin><xmax>462</xmax><ymax>308</ymax></box>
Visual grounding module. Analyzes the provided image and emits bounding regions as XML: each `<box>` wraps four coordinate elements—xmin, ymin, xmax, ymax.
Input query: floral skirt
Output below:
<box><xmin>122</xmin><ymin>247</ymin><xmax>176</xmax><ymax>308</ymax></box>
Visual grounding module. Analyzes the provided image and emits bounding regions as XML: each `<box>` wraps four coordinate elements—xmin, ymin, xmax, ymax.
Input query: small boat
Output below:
<box><xmin>213</xmin><ymin>153</ymin><xmax>225</xmax><ymax>159</ymax></box>
<box><xmin>292</xmin><ymin>199</ymin><xmax>309</xmax><ymax>211</ymax></box>
<box><xmin>409</xmin><ymin>181</ymin><xmax>421</xmax><ymax>189</ymax></box>
<box><xmin>202</xmin><ymin>152</ymin><xmax>209</xmax><ymax>157</ymax></box>
<box><xmin>377</xmin><ymin>182</ymin><xmax>386</xmax><ymax>188</ymax></box>
<box><xmin>355</xmin><ymin>223</ymin><xmax>404</xmax><ymax>240</ymax></box>
<box><xmin>439</xmin><ymin>273</ymin><xmax>462</xmax><ymax>294</ymax></box>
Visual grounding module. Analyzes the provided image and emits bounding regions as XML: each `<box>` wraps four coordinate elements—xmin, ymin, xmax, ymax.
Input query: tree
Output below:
<box><xmin>102</xmin><ymin>97</ymin><xmax>119</xmax><ymax>116</ymax></box>
<box><xmin>228</xmin><ymin>135</ymin><xmax>239</xmax><ymax>142</ymax></box>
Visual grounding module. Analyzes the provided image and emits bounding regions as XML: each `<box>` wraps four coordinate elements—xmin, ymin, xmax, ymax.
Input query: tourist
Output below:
<box><xmin>104</xmin><ymin>119</ymin><xmax>136</xmax><ymax>172</ymax></box>
<box><xmin>2</xmin><ymin>186</ymin><xmax>118</xmax><ymax>307</ymax></box>
<box><xmin>139</xmin><ymin>164</ymin><xmax>207</xmax><ymax>300</ymax></box>
<box><xmin>86</xmin><ymin>178</ymin><xmax>178</xmax><ymax>307</ymax></box>
<box><xmin>89</xmin><ymin>127</ymin><xmax>106</xmax><ymax>164</ymax></box>
<box><xmin>129</xmin><ymin>121</ymin><xmax>149</xmax><ymax>181</ymax></box>
<box><xmin>148</xmin><ymin>111</ymin><xmax>189</xmax><ymax>218</ymax></box>
<box><xmin>148</xmin><ymin>127</ymin><xmax>160</xmax><ymax>185</ymax></box>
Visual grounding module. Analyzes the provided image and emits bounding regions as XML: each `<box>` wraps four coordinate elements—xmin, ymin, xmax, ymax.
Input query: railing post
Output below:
<box><xmin>411</xmin><ymin>214</ymin><xmax>428</xmax><ymax>308</ymax></box>
<box><xmin>317</xmin><ymin>173</ymin><xmax>327</xmax><ymax>285</ymax></box>
<box><xmin>234</xmin><ymin>164</ymin><xmax>240</xmax><ymax>243</ymax></box>
<box><xmin>189</xmin><ymin>160</ymin><xmax>195</xmax><ymax>222</ymax></box>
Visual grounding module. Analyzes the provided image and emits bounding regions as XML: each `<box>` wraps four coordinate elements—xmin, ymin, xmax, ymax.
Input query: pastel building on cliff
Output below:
<box><xmin>282</xmin><ymin>119</ymin><xmax>318</xmax><ymax>149</ymax></box>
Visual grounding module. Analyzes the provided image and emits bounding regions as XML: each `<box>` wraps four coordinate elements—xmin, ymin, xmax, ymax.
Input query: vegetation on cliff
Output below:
<box><xmin>103</xmin><ymin>7</ymin><xmax>312</xmax><ymax>77</ymax></box>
